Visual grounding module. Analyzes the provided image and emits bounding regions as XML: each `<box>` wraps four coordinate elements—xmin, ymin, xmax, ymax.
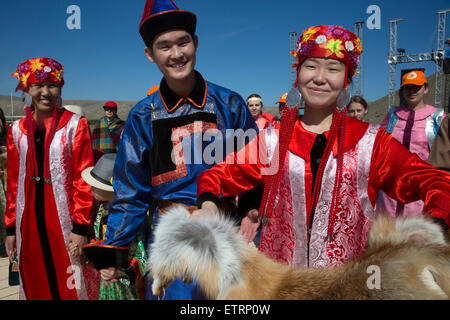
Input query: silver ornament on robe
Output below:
<box><xmin>336</xmin><ymin>88</ymin><xmax>351</xmax><ymax>112</ymax></box>
<box><xmin>286</xmin><ymin>87</ymin><xmax>303</xmax><ymax>109</ymax></box>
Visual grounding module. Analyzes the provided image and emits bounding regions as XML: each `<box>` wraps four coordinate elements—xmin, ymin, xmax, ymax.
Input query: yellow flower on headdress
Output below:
<box><xmin>20</xmin><ymin>72</ymin><xmax>31</xmax><ymax>87</ymax></box>
<box><xmin>302</xmin><ymin>26</ymin><xmax>320</xmax><ymax>43</ymax></box>
<box><xmin>320</xmin><ymin>39</ymin><xmax>345</xmax><ymax>58</ymax></box>
<box><xmin>353</xmin><ymin>38</ymin><xmax>362</xmax><ymax>53</ymax></box>
<box><xmin>29</xmin><ymin>58</ymin><xmax>44</xmax><ymax>72</ymax></box>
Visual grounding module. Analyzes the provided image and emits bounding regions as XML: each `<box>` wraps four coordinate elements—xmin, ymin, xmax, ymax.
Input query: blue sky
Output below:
<box><xmin>1</xmin><ymin>0</ymin><xmax>449</xmax><ymax>106</ymax></box>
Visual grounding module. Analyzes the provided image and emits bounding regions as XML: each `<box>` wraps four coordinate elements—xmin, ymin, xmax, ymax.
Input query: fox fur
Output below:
<box><xmin>148</xmin><ymin>205</ymin><xmax>450</xmax><ymax>300</ymax></box>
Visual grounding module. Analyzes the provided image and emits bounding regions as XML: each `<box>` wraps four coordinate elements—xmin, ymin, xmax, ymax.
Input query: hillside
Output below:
<box><xmin>1</xmin><ymin>73</ymin><xmax>447</xmax><ymax>124</ymax></box>
<box><xmin>0</xmin><ymin>95</ymin><xmax>137</xmax><ymax>122</ymax></box>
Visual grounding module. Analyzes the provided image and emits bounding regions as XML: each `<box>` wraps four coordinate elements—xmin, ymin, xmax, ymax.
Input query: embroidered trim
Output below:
<box><xmin>151</xmin><ymin>121</ymin><xmax>218</xmax><ymax>186</ymax></box>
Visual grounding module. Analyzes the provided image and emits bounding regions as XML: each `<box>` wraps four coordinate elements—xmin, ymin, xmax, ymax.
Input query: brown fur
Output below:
<box><xmin>225</xmin><ymin>241</ymin><xmax>450</xmax><ymax>300</ymax></box>
<box><xmin>151</xmin><ymin>215</ymin><xmax>450</xmax><ymax>300</ymax></box>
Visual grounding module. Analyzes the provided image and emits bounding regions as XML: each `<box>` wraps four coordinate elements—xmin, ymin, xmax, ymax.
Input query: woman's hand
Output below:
<box><xmin>239</xmin><ymin>209</ymin><xmax>260</xmax><ymax>243</ymax></box>
<box><xmin>67</xmin><ymin>232</ymin><xmax>88</xmax><ymax>257</ymax></box>
<box><xmin>5</xmin><ymin>236</ymin><xmax>17</xmax><ymax>262</ymax></box>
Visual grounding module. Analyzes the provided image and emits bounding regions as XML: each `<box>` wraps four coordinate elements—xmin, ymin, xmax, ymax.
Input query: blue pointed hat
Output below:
<box><xmin>139</xmin><ymin>0</ymin><xmax>196</xmax><ymax>47</ymax></box>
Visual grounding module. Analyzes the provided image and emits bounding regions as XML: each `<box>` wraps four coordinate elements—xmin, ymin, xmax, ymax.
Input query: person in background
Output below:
<box><xmin>6</xmin><ymin>57</ymin><xmax>94</xmax><ymax>299</ymax></box>
<box><xmin>428</xmin><ymin>113</ymin><xmax>450</xmax><ymax>172</ymax></box>
<box><xmin>377</xmin><ymin>70</ymin><xmax>445</xmax><ymax>217</ymax></box>
<box><xmin>92</xmin><ymin>101</ymin><xmax>125</xmax><ymax>154</ymax></box>
<box><xmin>247</xmin><ymin>93</ymin><xmax>275</xmax><ymax>130</ymax></box>
<box><xmin>81</xmin><ymin>153</ymin><xmax>147</xmax><ymax>300</ymax></box>
<box><xmin>275</xmin><ymin>92</ymin><xmax>288</xmax><ymax>120</ymax></box>
<box><xmin>347</xmin><ymin>95</ymin><xmax>368</xmax><ymax>121</ymax></box>
<box><xmin>87</xmin><ymin>0</ymin><xmax>257</xmax><ymax>300</ymax></box>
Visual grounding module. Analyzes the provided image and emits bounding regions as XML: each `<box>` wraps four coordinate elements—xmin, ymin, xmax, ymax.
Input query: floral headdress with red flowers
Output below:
<box><xmin>11</xmin><ymin>57</ymin><xmax>64</xmax><ymax>92</ymax></box>
<box><xmin>291</xmin><ymin>25</ymin><xmax>362</xmax><ymax>87</ymax></box>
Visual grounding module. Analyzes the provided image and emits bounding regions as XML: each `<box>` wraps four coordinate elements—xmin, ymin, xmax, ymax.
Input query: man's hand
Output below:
<box><xmin>191</xmin><ymin>201</ymin><xmax>219</xmax><ymax>219</ymax></box>
<box><xmin>239</xmin><ymin>209</ymin><xmax>260</xmax><ymax>243</ymax></box>
<box><xmin>67</xmin><ymin>232</ymin><xmax>88</xmax><ymax>257</ymax></box>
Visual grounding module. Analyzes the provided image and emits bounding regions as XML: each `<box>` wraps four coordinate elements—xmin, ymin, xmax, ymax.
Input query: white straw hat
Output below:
<box><xmin>64</xmin><ymin>105</ymin><xmax>85</xmax><ymax>116</ymax></box>
<box><xmin>81</xmin><ymin>153</ymin><xmax>116</xmax><ymax>192</ymax></box>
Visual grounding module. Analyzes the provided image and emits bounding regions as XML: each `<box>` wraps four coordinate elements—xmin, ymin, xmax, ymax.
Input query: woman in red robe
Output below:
<box><xmin>5</xmin><ymin>57</ymin><xmax>94</xmax><ymax>299</ymax></box>
<box><xmin>194</xmin><ymin>25</ymin><xmax>450</xmax><ymax>269</ymax></box>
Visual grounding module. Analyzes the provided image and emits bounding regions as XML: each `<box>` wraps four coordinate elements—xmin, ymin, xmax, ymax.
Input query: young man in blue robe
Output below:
<box><xmin>85</xmin><ymin>0</ymin><xmax>257</xmax><ymax>300</ymax></box>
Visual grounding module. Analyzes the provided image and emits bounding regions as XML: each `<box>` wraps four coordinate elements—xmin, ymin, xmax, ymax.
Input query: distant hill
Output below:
<box><xmin>1</xmin><ymin>73</ymin><xmax>447</xmax><ymax>124</ymax></box>
<box><xmin>0</xmin><ymin>94</ymin><xmax>138</xmax><ymax>122</ymax></box>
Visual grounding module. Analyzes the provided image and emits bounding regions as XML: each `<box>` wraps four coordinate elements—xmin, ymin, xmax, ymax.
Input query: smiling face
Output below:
<box><xmin>145</xmin><ymin>29</ymin><xmax>198</xmax><ymax>88</ymax></box>
<box><xmin>402</xmin><ymin>84</ymin><xmax>429</xmax><ymax>109</ymax></box>
<box><xmin>27</xmin><ymin>82</ymin><xmax>61</xmax><ymax>118</ymax></box>
<box><xmin>347</xmin><ymin>102</ymin><xmax>367</xmax><ymax>120</ymax></box>
<box><xmin>248</xmin><ymin>99</ymin><xmax>263</xmax><ymax>120</ymax></box>
<box><xmin>298</xmin><ymin>58</ymin><xmax>346</xmax><ymax>112</ymax></box>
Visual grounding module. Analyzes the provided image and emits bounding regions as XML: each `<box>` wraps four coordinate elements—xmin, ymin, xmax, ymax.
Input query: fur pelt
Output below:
<box><xmin>148</xmin><ymin>205</ymin><xmax>450</xmax><ymax>300</ymax></box>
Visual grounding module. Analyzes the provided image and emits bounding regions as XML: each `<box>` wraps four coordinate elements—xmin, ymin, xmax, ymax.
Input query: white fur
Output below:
<box><xmin>149</xmin><ymin>207</ymin><xmax>449</xmax><ymax>300</ymax></box>
<box><xmin>148</xmin><ymin>205</ymin><xmax>247</xmax><ymax>298</ymax></box>
<box><xmin>395</xmin><ymin>218</ymin><xmax>446</xmax><ymax>245</ymax></box>
<box><xmin>419</xmin><ymin>266</ymin><xmax>448</xmax><ymax>299</ymax></box>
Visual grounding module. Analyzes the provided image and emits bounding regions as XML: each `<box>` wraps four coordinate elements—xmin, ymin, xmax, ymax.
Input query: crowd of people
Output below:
<box><xmin>1</xmin><ymin>0</ymin><xmax>449</xmax><ymax>300</ymax></box>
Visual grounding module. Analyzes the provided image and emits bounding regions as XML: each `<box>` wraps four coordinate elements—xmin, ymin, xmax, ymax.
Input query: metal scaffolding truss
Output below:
<box><xmin>289</xmin><ymin>32</ymin><xmax>298</xmax><ymax>89</ymax></box>
<box><xmin>388</xmin><ymin>9</ymin><xmax>449</xmax><ymax>110</ymax></box>
<box><xmin>388</xmin><ymin>18</ymin><xmax>404</xmax><ymax>108</ymax></box>
<box><xmin>353</xmin><ymin>22</ymin><xmax>364</xmax><ymax>97</ymax></box>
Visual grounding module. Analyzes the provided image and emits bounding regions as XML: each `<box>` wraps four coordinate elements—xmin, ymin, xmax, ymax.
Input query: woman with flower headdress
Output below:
<box><xmin>5</xmin><ymin>57</ymin><xmax>94</xmax><ymax>299</ymax></box>
<box><xmin>193</xmin><ymin>25</ymin><xmax>450</xmax><ymax>268</ymax></box>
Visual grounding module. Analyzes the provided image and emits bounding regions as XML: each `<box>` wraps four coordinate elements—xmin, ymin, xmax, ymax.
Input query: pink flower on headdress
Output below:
<box><xmin>47</xmin><ymin>59</ymin><xmax>62</xmax><ymax>71</ymax></box>
<box><xmin>342</xmin><ymin>32</ymin><xmax>352</xmax><ymax>42</ymax></box>
<box><xmin>332</xmin><ymin>27</ymin><xmax>344</xmax><ymax>37</ymax></box>
<box><xmin>18</xmin><ymin>62</ymin><xmax>30</xmax><ymax>74</ymax></box>
<box><xmin>299</xmin><ymin>40</ymin><xmax>314</xmax><ymax>56</ymax></box>
<box><xmin>35</xmin><ymin>70</ymin><xmax>50</xmax><ymax>81</ymax></box>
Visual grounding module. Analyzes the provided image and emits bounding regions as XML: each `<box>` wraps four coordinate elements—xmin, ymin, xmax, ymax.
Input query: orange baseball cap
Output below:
<box><xmin>275</xmin><ymin>92</ymin><xmax>288</xmax><ymax>104</ymax></box>
<box><xmin>401</xmin><ymin>71</ymin><xmax>427</xmax><ymax>87</ymax></box>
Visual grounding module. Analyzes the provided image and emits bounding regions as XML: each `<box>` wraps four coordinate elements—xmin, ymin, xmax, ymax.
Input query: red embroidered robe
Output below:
<box><xmin>197</xmin><ymin>116</ymin><xmax>450</xmax><ymax>268</ymax></box>
<box><xmin>5</xmin><ymin>111</ymin><xmax>94</xmax><ymax>299</ymax></box>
